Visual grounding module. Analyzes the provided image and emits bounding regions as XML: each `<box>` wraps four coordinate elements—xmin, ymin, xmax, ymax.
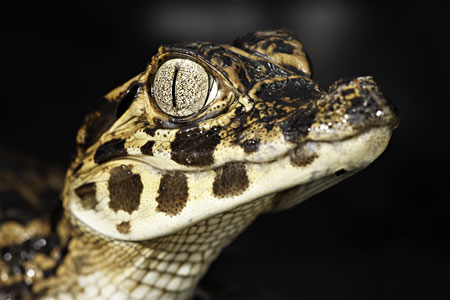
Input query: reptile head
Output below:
<box><xmin>64</xmin><ymin>30</ymin><xmax>398</xmax><ymax>240</ymax></box>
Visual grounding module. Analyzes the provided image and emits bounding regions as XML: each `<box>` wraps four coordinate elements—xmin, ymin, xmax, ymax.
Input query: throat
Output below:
<box><xmin>40</xmin><ymin>196</ymin><xmax>274</xmax><ymax>299</ymax></box>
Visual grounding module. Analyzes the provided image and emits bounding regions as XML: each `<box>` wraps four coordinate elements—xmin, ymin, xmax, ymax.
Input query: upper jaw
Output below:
<box><xmin>71</xmin><ymin>77</ymin><xmax>398</xmax><ymax>176</ymax></box>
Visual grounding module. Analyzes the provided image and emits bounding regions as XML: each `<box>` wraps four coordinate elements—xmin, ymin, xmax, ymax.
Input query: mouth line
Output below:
<box><xmin>245</xmin><ymin>123</ymin><xmax>394</xmax><ymax>166</ymax></box>
<box><xmin>77</xmin><ymin>124</ymin><xmax>392</xmax><ymax>183</ymax></box>
<box><xmin>271</xmin><ymin>167</ymin><xmax>362</xmax><ymax>212</ymax></box>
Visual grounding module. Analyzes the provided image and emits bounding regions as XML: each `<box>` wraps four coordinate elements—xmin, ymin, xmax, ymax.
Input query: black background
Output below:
<box><xmin>1</xmin><ymin>1</ymin><xmax>448</xmax><ymax>299</ymax></box>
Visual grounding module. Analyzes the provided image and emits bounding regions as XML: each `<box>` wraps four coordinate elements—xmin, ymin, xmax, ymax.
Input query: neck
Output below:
<box><xmin>37</xmin><ymin>196</ymin><xmax>273</xmax><ymax>299</ymax></box>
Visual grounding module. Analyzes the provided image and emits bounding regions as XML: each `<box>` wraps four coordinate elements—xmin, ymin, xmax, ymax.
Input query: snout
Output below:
<box><xmin>330</xmin><ymin>76</ymin><xmax>399</xmax><ymax>130</ymax></box>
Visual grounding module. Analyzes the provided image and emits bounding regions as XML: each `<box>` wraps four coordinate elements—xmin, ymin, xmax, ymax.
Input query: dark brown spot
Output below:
<box><xmin>141</xmin><ymin>141</ymin><xmax>155</xmax><ymax>155</ymax></box>
<box><xmin>233</xmin><ymin>54</ymin><xmax>290</xmax><ymax>82</ymax></box>
<box><xmin>280</xmin><ymin>102</ymin><xmax>318</xmax><ymax>143</ymax></box>
<box><xmin>74</xmin><ymin>183</ymin><xmax>97</xmax><ymax>210</ymax></box>
<box><xmin>94</xmin><ymin>139</ymin><xmax>127</xmax><ymax>164</ymax></box>
<box><xmin>276</xmin><ymin>41</ymin><xmax>296</xmax><ymax>54</ymax></box>
<box><xmin>72</xmin><ymin>162</ymin><xmax>83</xmax><ymax>175</ymax></box>
<box><xmin>213</xmin><ymin>163</ymin><xmax>249</xmax><ymax>198</ymax></box>
<box><xmin>78</xmin><ymin>98</ymin><xmax>116</xmax><ymax>150</ymax></box>
<box><xmin>290</xmin><ymin>144</ymin><xmax>318</xmax><ymax>167</ymax></box>
<box><xmin>240</xmin><ymin>139</ymin><xmax>260</xmax><ymax>153</ymax></box>
<box><xmin>116</xmin><ymin>221</ymin><xmax>131</xmax><ymax>234</ymax></box>
<box><xmin>116</xmin><ymin>81</ymin><xmax>140</xmax><ymax>119</ymax></box>
<box><xmin>144</xmin><ymin>127</ymin><xmax>157</xmax><ymax>136</ymax></box>
<box><xmin>171</xmin><ymin>126</ymin><xmax>221</xmax><ymax>166</ymax></box>
<box><xmin>77</xmin><ymin>81</ymin><xmax>139</xmax><ymax>151</ymax></box>
<box><xmin>233</xmin><ymin>29</ymin><xmax>309</xmax><ymax>75</ymax></box>
<box><xmin>108</xmin><ymin>165</ymin><xmax>143</xmax><ymax>213</ymax></box>
<box><xmin>255</xmin><ymin>77</ymin><xmax>322</xmax><ymax>103</ymax></box>
<box><xmin>156</xmin><ymin>172</ymin><xmax>188</xmax><ymax>216</ymax></box>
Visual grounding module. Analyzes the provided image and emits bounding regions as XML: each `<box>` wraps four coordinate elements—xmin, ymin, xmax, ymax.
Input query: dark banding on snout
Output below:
<box><xmin>94</xmin><ymin>139</ymin><xmax>127</xmax><ymax>164</ymax></box>
<box><xmin>342</xmin><ymin>77</ymin><xmax>399</xmax><ymax>130</ymax></box>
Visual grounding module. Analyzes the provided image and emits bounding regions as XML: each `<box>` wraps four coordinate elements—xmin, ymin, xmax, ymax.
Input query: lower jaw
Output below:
<box><xmin>270</xmin><ymin>168</ymin><xmax>362</xmax><ymax>212</ymax></box>
<box><xmin>240</xmin><ymin>126</ymin><xmax>393</xmax><ymax>206</ymax></box>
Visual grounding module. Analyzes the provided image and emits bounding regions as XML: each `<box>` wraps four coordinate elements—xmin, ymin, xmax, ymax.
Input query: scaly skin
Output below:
<box><xmin>0</xmin><ymin>30</ymin><xmax>398</xmax><ymax>299</ymax></box>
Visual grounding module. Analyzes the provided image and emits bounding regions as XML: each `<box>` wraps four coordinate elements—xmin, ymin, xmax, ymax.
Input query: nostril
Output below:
<box><xmin>342</xmin><ymin>81</ymin><xmax>396</xmax><ymax>128</ymax></box>
<box><xmin>334</xmin><ymin>169</ymin><xmax>347</xmax><ymax>176</ymax></box>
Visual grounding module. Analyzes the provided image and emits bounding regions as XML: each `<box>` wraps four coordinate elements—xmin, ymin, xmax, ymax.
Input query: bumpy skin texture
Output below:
<box><xmin>0</xmin><ymin>30</ymin><xmax>398</xmax><ymax>299</ymax></box>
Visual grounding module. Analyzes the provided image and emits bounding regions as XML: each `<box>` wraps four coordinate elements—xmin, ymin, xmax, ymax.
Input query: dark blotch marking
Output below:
<box><xmin>94</xmin><ymin>139</ymin><xmax>127</xmax><ymax>164</ymax></box>
<box><xmin>79</xmin><ymin>81</ymin><xmax>139</xmax><ymax>150</ymax></box>
<box><xmin>141</xmin><ymin>141</ymin><xmax>155</xmax><ymax>155</ymax></box>
<box><xmin>233</xmin><ymin>31</ymin><xmax>262</xmax><ymax>48</ymax></box>
<box><xmin>280</xmin><ymin>103</ymin><xmax>318</xmax><ymax>143</ymax></box>
<box><xmin>233</xmin><ymin>29</ymin><xmax>300</xmax><ymax>50</ymax></box>
<box><xmin>348</xmin><ymin>96</ymin><xmax>366</xmax><ymax>110</ymax></box>
<box><xmin>220</xmin><ymin>53</ymin><xmax>235</xmax><ymax>67</ymax></box>
<box><xmin>72</xmin><ymin>162</ymin><xmax>83</xmax><ymax>175</ymax></box>
<box><xmin>276</xmin><ymin>41</ymin><xmax>296</xmax><ymax>54</ymax></box>
<box><xmin>156</xmin><ymin>172</ymin><xmax>189</xmax><ymax>216</ymax></box>
<box><xmin>256</xmin><ymin>77</ymin><xmax>322</xmax><ymax>103</ymax></box>
<box><xmin>74</xmin><ymin>183</ymin><xmax>97</xmax><ymax>210</ymax></box>
<box><xmin>259</xmin><ymin>39</ymin><xmax>297</xmax><ymax>56</ymax></box>
<box><xmin>240</xmin><ymin>139</ymin><xmax>260</xmax><ymax>153</ymax></box>
<box><xmin>167</xmin><ymin>42</ymin><xmax>217</xmax><ymax>57</ymax></box>
<box><xmin>328</xmin><ymin>77</ymin><xmax>355</xmax><ymax>93</ymax></box>
<box><xmin>79</xmin><ymin>97</ymin><xmax>117</xmax><ymax>150</ymax></box>
<box><xmin>213</xmin><ymin>163</ymin><xmax>249</xmax><ymax>198</ymax></box>
<box><xmin>345</xmin><ymin>95</ymin><xmax>379</xmax><ymax>127</ymax></box>
<box><xmin>144</xmin><ymin>127</ymin><xmax>157</xmax><ymax>136</ymax></box>
<box><xmin>116</xmin><ymin>221</ymin><xmax>131</xmax><ymax>234</ymax></box>
<box><xmin>233</xmin><ymin>29</ymin><xmax>307</xmax><ymax>74</ymax></box>
<box><xmin>236</xmin><ymin>65</ymin><xmax>251</xmax><ymax>93</ymax></box>
<box><xmin>108</xmin><ymin>165</ymin><xmax>143</xmax><ymax>213</ymax></box>
<box><xmin>290</xmin><ymin>145</ymin><xmax>318</xmax><ymax>167</ymax></box>
<box><xmin>171</xmin><ymin>126</ymin><xmax>221</xmax><ymax>166</ymax></box>
<box><xmin>235</xmin><ymin>54</ymin><xmax>290</xmax><ymax>82</ymax></box>
<box><xmin>116</xmin><ymin>81</ymin><xmax>140</xmax><ymax>119</ymax></box>
<box><xmin>341</xmin><ymin>88</ymin><xmax>356</xmax><ymax>97</ymax></box>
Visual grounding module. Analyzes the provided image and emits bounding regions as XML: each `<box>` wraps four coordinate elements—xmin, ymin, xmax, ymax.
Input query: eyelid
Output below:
<box><xmin>153</xmin><ymin>58</ymin><xmax>210</xmax><ymax>117</ymax></box>
<box><xmin>147</xmin><ymin>55</ymin><xmax>236</xmax><ymax>126</ymax></box>
<box><xmin>205</xmin><ymin>77</ymin><xmax>218</xmax><ymax>106</ymax></box>
<box><xmin>151</xmin><ymin>57</ymin><xmax>219</xmax><ymax>119</ymax></box>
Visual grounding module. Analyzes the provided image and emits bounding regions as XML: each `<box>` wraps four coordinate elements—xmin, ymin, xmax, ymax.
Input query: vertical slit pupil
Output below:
<box><xmin>172</xmin><ymin>67</ymin><xmax>179</xmax><ymax>107</ymax></box>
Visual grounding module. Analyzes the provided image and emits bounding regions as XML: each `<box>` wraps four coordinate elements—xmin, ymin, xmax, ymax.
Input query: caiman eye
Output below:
<box><xmin>153</xmin><ymin>58</ymin><xmax>218</xmax><ymax>117</ymax></box>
